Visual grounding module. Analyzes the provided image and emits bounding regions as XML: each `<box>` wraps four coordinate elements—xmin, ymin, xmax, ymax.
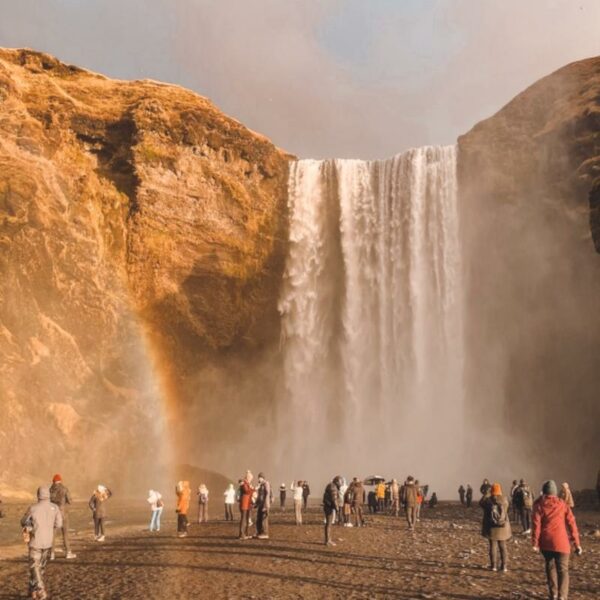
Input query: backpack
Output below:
<box><xmin>490</xmin><ymin>501</ymin><xmax>507</xmax><ymax>527</ymax></box>
<box><xmin>522</xmin><ymin>488</ymin><xmax>533</xmax><ymax>508</ymax></box>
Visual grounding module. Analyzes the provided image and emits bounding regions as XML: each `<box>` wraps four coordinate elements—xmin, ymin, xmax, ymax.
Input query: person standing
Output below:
<box><xmin>515</xmin><ymin>479</ymin><xmax>534</xmax><ymax>534</ymax></box>
<box><xmin>376</xmin><ymin>481</ymin><xmax>386</xmax><ymax>513</ymax></box>
<box><xmin>429</xmin><ymin>493</ymin><xmax>438</xmax><ymax>508</ymax></box>
<box><xmin>559</xmin><ymin>482</ymin><xmax>575</xmax><ymax>509</ymax></box>
<box><xmin>147</xmin><ymin>490</ymin><xmax>163</xmax><ymax>532</ymax></box>
<box><xmin>479</xmin><ymin>482</ymin><xmax>512</xmax><ymax>572</ymax></box>
<box><xmin>458</xmin><ymin>485</ymin><xmax>466</xmax><ymax>506</ymax></box>
<box><xmin>291</xmin><ymin>480</ymin><xmax>304</xmax><ymax>525</ymax></box>
<box><xmin>401</xmin><ymin>476</ymin><xmax>418</xmax><ymax>530</ymax></box>
<box><xmin>21</xmin><ymin>486</ymin><xmax>63</xmax><ymax>600</ymax></box>
<box><xmin>255</xmin><ymin>472</ymin><xmax>271</xmax><ymax>539</ymax></box>
<box><xmin>175</xmin><ymin>481</ymin><xmax>191</xmax><ymax>538</ymax></box>
<box><xmin>351</xmin><ymin>478</ymin><xmax>365</xmax><ymax>527</ymax></box>
<box><xmin>224</xmin><ymin>484</ymin><xmax>236</xmax><ymax>521</ymax></box>
<box><xmin>279</xmin><ymin>483</ymin><xmax>287</xmax><ymax>511</ymax></box>
<box><xmin>88</xmin><ymin>485</ymin><xmax>112</xmax><ymax>542</ymax></box>
<box><xmin>49</xmin><ymin>474</ymin><xmax>76</xmax><ymax>560</ymax></box>
<box><xmin>238</xmin><ymin>471</ymin><xmax>255</xmax><ymax>539</ymax></box>
<box><xmin>480</xmin><ymin>479</ymin><xmax>492</xmax><ymax>497</ymax></box>
<box><xmin>302</xmin><ymin>481</ymin><xmax>311</xmax><ymax>511</ymax></box>
<box><xmin>197</xmin><ymin>484</ymin><xmax>209</xmax><ymax>523</ymax></box>
<box><xmin>415</xmin><ymin>480</ymin><xmax>424</xmax><ymax>522</ymax></box>
<box><xmin>390</xmin><ymin>479</ymin><xmax>400</xmax><ymax>516</ymax></box>
<box><xmin>509</xmin><ymin>480</ymin><xmax>519</xmax><ymax>521</ymax></box>
<box><xmin>532</xmin><ymin>480</ymin><xmax>582</xmax><ymax>600</ymax></box>
<box><xmin>323</xmin><ymin>476</ymin><xmax>342</xmax><ymax>546</ymax></box>
<box><xmin>466</xmin><ymin>484</ymin><xmax>473</xmax><ymax>508</ymax></box>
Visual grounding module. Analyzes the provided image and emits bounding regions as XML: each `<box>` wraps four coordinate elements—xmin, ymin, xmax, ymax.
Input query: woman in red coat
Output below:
<box><xmin>238</xmin><ymin>471</ymin><xmax>255</xmax><ymax>540</ymax></box>
<box><xmin>532</xmin><ymin>480</ymin><xmax>582</xmax><ymax>600</ymax></box>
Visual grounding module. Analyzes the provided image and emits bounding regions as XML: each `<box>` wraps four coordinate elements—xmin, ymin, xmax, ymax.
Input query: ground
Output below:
<box><xmin>0</xmin><ymin>501</ymin><xmax>598</xmax><ymax>599</ymax></box>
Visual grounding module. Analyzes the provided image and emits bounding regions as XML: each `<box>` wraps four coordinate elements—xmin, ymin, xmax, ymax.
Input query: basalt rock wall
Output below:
<box><xmin>458</xmin><ymin>57</ymin><xmax>600</xmax><ymax>486</ymax></box>
<box><xmin>0</xmin><ymin>49</ymin><xmax>290</xmax><ymax>495</ymax></box>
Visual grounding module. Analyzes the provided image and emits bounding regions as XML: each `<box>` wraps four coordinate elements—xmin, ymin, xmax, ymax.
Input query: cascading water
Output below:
<box><xmin>279</xmin><ymin>146</ymin><xmax>464</xmax><ymax>491</ymax></box>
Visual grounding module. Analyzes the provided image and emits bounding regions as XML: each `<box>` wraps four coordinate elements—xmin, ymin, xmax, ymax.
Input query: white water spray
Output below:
<box><xmin>279</xmin><ymin>146</ymin><xmax>464</xmax><ymax>492</ymax></box>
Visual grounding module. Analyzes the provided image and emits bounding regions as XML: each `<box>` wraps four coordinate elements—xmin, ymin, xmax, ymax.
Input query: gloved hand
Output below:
<box><xmin>575</xmin><ymin>546</ymin><xmax>583</xmax><ymax>556</ymax></box>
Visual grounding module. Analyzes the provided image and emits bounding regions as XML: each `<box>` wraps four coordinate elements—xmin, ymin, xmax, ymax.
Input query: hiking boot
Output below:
<box><xmin>257</xmin><ymin>534</ymin><xmax>269</xmax><ymax>539</ymax></box>
<box><xmin>325</xmin><ymin>540</ymin><xmax>337</xmax><ymax>546</ymax></box>
<box><xmin>66</xmin><ymin>551</ymin><xmax>77</xmax><ymax>559</ymax></box>
<box><xmin>97</xmin><ymin>535</ymin><xmax>105</xmax><ymax>542</ymax></box>
<box><xmin>490</xmin><ymin>566</ymin><xmax>497</xmax><ymax>572</ymax></box>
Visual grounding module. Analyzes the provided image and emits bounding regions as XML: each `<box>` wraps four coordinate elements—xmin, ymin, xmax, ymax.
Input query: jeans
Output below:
<box><xmin>149</xmin><ymin>507</ymin><xmax>163</xmax><ymax>531</ymax></box>
<box><xmin>198</xmin><ymin>503</ymin><xmax>208</xmax><ymax>523</ymax></box>
<box><xmin>28</xmin><ymin>547</ymin><xmax>50</xmax><ymax>593</ymax></box>
<box><xmin>256</xmin><ymin>507</ymin><xmax>269</xmax><ymax>536</ymax></box>
<box><xmin>52</xmin><ymin>510</ymin><xmax>71</xmax><ymax>553</ymax></box>
<box><xmin>352</xmin><ymin>504</ymin><xmax>364</xmax><ymax>526</ymax></box>
<box><xmin>225</xmin><ymin>503</ymin><xmax>234</xmax><ymax>521</ymax></box>
<box><xmin>542</xmin><ymin>550</ymin><xmax>569</xmax><ymax>600</ymax></box>
<box><xmin>377</xmin><ymin>498</ymin><xmax>385</xmax><ymax>512</ymax></box>
<box><xmin>520</xmin><ymin>507</ymin><xmax>532</xmax><ymax>531</ymax></box>
<box><xmin>489</xmin><ymin>539</ymin><xmax>508</xmax><ymax>569</ymax></box>
<box><xmin>93</xmin><ymin>516</ymin><xmax>105</xmax><ymax>537</ymax></box>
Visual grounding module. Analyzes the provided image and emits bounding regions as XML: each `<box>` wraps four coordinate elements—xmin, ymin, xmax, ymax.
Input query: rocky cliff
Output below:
<box><xmin>458</xmin><ymin>57</ymin><xmax>600</xmax><ymax>484</ymax></box>
<box><xmin>0</xmin><ymin>49</ymin><xmax>290</xmax><ymax>494</ymax></box>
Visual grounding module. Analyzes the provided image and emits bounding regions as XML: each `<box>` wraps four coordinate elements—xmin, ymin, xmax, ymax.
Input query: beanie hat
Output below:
<box><xmin>52</xmin><ymin>473</ymin><xmax>62</xmax><ymax>483</ymax></box>
<box><xmin>542</xmin><ymin>480</ymin><xmax>557</xmax><ymax>496</ymax></box>
<box><xmin>491</xmin><ymin>482</ymin><xmax>502</xmax><ymax>496</ymax></box>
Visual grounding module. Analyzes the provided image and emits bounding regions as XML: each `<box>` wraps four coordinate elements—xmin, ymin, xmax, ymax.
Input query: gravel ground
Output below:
<box><xmin>0</xmin><ymin>502</ymin><xmax>598</xmax><ymax>599</ymax></box>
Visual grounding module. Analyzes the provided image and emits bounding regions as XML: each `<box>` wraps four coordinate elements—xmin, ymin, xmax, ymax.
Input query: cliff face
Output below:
<box><xmin>458</xmin><ymin>57</ymin><xmax>600</xmax><ymax>483</ymax></box>
<box><xmin>0</xmin><ymin>49</ymin><xmax>290</xmax><ymax>494</ymax></box>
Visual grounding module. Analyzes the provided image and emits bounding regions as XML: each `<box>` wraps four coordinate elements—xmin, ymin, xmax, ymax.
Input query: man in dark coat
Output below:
<box><xmin>458</xmin><ymin>485</ymin><xmax>466</xmax><ymax>505</ymax></box>
<box><xmin>323</xmin><ymin>476</ymin><xmax>342</xmax><ymax>546</ymax></box>
<box><xmin>401</xmin><ymin>476</ymin><xmax>418</xmax><ymax>529</ymax></box>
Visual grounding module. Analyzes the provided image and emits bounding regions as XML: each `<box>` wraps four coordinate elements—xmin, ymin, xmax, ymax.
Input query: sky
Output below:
<box><xmin>1</xmin><ymin>0</ymin><xmax>599</xmax><ymax>159</ymax></box>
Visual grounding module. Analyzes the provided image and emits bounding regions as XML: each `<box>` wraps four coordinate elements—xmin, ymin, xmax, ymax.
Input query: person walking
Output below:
<box><xmin>238</xmin><ymin>471</ymin><xmax>255</xmax><ymax>539</ymax></box>
<box><xmin>279</xmin><ymin>483</ymin><xmax>287</xmax><ymax>510</ymax></box>
<box><xmin>88</xmin><ymin>485</ymin><xmax>112</xmax><ymax>542</ymax></box>
<box><xmin>510</xmin><ymin>480</ymin><xmax>519</xmax><ymax>521</ymax></box>
<box><xmin>291</xmin><ymin>480</ymin><xmax>304</xmax><ymax>525</ymax></box>
<box><xmin>175</xmin><ymin>481</ymin><xmax>191</xmax><ymax>538</ymax></box>
<box><xmin>197</xmin><ymin>484</ymin><xmax>209</xmax><ymax>523</ymax></box>
<box><xmin>558</xmin><ymin>482</ymin><xmax>575</xmax><ymax>509</ymax></box>
<box><xmin>147</xmin><ymin>490</ymin><xmax>163</xmax><ymax>532</ymax></box>
<box><xmin>466</xmin><ymin>484</ymin><xmax>473</xmax><ymax>508</ymax></box>
<box><xmin>532</xmin><ymin>480</ymin><xmax>582</xmax><ymax>600</ymax></box>
<box><xmin>21</xmin><ymin>486</ymin><xmax>63</xmax><ymax>600</ymax></box>
<box><xmin>458</xmin><ymin>485</ymin><xmax>466</xmax><ymax>506</ymax></box>
<box><xmin>255</xmin><ymin>472</ymin><xmax>271</xmax><ymax>539</ymax></box>
<box><xmin>323</xmin><ymin>476</ymin><xmax>342</xmax><ymax>546</ymax></box>
<box><xmin>376</xmin><ymin>481</ymin><xmax>386</xmax><ymax>513</ymax></box>
<box><xmin>401</xmin><ymin>476</ymin><xmax>418</xmax><ymax>530</ymax></box>
<box><xmin>224</xmin><ymin>483</ymin><xmax>236</xmax><ymax>521</ymax></box>
<box><xmin>49</xmin><ymin>474</ymin><xmax>76</xmax><ymax>560</ymax></box>
<box><xmin>479</xmin><ymin>482</ymin><xmax>512</xmax><ymax>572</ymax></box>
<box><xmin>302</xmin><ymin>481</ymin><xmax>311</xmax><ymax>511</ymax></box>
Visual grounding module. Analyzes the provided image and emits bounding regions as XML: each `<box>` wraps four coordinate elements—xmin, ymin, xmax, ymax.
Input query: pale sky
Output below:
<box><xmin>1</xmin><ymin>0</ymin><xmax>599</xmax><ymax>158</ymax></box>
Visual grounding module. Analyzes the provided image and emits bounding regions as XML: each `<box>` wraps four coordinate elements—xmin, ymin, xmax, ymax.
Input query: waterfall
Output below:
<box><xmin>279</xmin><ymin>146</ymin><xmax>464</xmax><ymax>486</ymax></box>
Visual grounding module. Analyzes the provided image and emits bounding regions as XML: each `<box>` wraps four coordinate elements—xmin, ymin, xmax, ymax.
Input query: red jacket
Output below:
<box><xmin>239</xmin><ymin>481</ymin><xmax>254</xmax><ymax>511</ymax></box>
<box><xmin>532</xmin><ymin>495</ymin><xmax>580</xmax><ymax>554</ymax></box>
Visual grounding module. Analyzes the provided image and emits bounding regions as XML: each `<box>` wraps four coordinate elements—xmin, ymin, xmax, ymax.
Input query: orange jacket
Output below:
<box><xmin>176</xmin><ymin>482</ymin><xmax>191</xmax><ymax>514</ymax></box>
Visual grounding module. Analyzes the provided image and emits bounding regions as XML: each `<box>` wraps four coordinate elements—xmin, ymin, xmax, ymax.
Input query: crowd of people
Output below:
<box><xmin>12</xmin><ymin>470</ymin><xmax>594</xmax><ymax>600</ymax></box>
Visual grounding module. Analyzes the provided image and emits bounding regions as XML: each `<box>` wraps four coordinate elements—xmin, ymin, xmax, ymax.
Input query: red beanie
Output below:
<box><xmin>52</xmin><ymin>473</ymin><xmax>62</xmax><ymax>483</ymax></box>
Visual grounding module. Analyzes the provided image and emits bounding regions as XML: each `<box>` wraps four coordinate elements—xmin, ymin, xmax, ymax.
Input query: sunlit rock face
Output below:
<box><xmin>458</xmin><ymin>57</ymin><xmax>600</xmax><ymax>486</ymax></box>
<box><xmin>0</xmin><ymin>49</ymin><xmax>289</xmax><ymax>495</ymax></box>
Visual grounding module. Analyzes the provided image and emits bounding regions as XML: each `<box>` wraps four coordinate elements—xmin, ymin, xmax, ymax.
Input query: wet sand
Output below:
<box><xmin>0</xmin><ymin>503</ymin><xmax>598</xmax><ymax>599</ymax></box>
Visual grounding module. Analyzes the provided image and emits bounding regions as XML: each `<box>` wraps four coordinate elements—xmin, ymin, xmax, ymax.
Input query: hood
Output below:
<box><xmin>37</xmin><ymin>485</ymin><xmax>50</xmax><ymax>500</ymax></box>
<box><xmin>539</xmin><ymin>495</ymin><xmax>564</xmax><ymax>512</ymax></box>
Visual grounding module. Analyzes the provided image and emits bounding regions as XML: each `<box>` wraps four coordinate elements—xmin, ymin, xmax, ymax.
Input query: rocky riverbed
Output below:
<box><xmin>0</xmin><ymin>502</ymin><xmax>598</xmax><ymax>599</ymax></box>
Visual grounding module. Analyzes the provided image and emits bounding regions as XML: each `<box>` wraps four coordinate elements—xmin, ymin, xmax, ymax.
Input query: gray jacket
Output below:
<box><xmin>21</xmin><ymin>486</ymin><xmax>63</xmax><ymax>550</ymax></box>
